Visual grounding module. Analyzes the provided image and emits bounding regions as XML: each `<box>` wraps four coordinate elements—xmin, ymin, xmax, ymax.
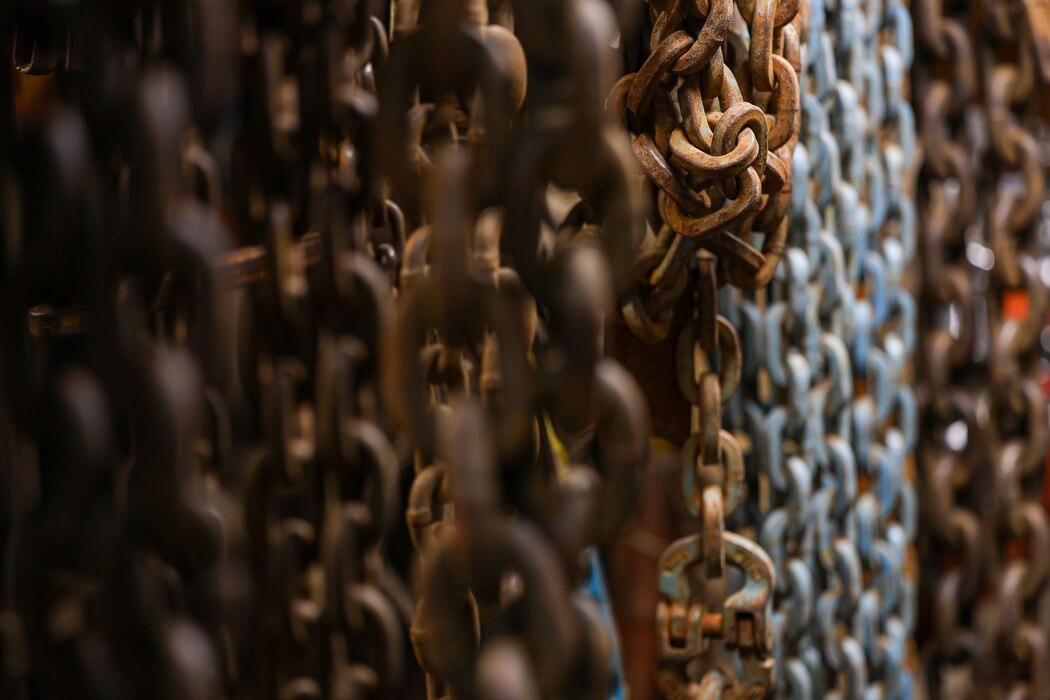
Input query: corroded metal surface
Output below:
<box><xmin>4</xmin><ymin>1</ymin><xmax>1050</xmax><ymax>699</ymax></box>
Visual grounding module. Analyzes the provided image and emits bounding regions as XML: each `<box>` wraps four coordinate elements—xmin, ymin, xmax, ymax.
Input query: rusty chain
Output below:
<box><xmin>915</xmin><ymin>0</ymin><xmax>1050</xmax><ymax>696</ymax></box>
<box><xmin>607</xmin><ymin>0</ymin><xmax>803</xmax><ymax>694</ymax></box>
<box><xmin>4</xmin><ymin>0</ymin><xmax>1050</xmax><ymax>699</ymax></box>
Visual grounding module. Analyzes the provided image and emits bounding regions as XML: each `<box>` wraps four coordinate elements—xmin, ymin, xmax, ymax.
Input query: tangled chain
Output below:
<box><xmin>607</xmin><ymin>0</ymin><xmax>805</xmax><ymax>695</ymax></box>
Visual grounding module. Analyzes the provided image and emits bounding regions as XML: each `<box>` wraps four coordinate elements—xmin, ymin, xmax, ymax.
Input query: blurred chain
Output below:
<box><xmin>387</xmin><ymin>1</ymin><xmax>650</xmax><ymax>699</ymax></box>
<box><xmin>0</xmin><ymin>2</ymin><xmax>407</xmax><ymax>699</ymax></box>
<box><xmin>975</xmin><ymin>5</ymin><xmax>1050</xmax><ymax>693</ymax></box>
<box><xmin>913</xmin><ymin>0</ymin><xmax>984</xmax><ymax>692</ymax></box>
<box><xmin>848</xmin><ymin>0</ymin><xmax>919</xmax><ymax>692</ymax></box>
<box><xmin>915</xmin><ymin>0</ymin><xmax>1050</xmax><ymax>695</ymax></box>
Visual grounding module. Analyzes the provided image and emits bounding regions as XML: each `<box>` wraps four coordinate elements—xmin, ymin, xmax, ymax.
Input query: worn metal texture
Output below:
<box><xmin>3</xmin><ymin>0</ymin><xmax>1050</xmax><ymax>699</ymax></box>
<box><xmin>607</xmin><ymin>0</ymin><xmax>805</xmax><ymax>693</ymax></box>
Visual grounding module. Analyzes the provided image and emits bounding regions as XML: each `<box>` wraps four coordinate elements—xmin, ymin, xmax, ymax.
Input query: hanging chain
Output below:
<box><xmin>8</xmin><ymin>0</ymin><xmax>1050</xmax><ymax>699</ymax></box>
<box><xmin>607</xmin><ymin>0</ymin><xmax>804</xmax><ymax>695</ymax></box>
<box><xmin>389</xmin><ymin>1</ymin><xmax>649</xmax><ymax>699</ymax></box>
<box><xmin>915</xmin><ymin>0</ymin><xmax>1050</xmax><ymax>695</ymax></box>
<box><xmin>1</xmin><ymin>2</ymin><xmax>406</xmax><ymax>698</ymax></box>
<box><xmin>846</xmin><ymin>0</ymin><xmax>919</xmax><ymax>691</ymax></box>
<box><xmin>726</xmin><ymin>0</ymin><xmax>920</xmax><ymax>693</ymax></box>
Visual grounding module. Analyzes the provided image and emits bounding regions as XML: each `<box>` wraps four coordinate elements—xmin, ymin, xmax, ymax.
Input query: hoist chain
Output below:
<box><xmin>714</xmin><ymin>0</ymin><xmax>918</xmax><ymax>692</ymax></box>
<box><xmin>915</xmin><ymin>0</ymin><xmax>1050</xmax><ymax>696</ymax></box>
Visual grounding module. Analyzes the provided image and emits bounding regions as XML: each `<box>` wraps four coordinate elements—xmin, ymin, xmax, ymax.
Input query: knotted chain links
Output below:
<box><xmin>916</xmin><ymin>0</ymin><xmax>1050</xmax><ymax>695</ymax></box>
<box><xmin>613</xmin><ymin>0</ymin><xmax>801</xmax><ymax>345</ymax></box>
<box><xmin>608</xmin><ymin>0</ymin><xmax>806</xmax><ymax>695</ymax></box>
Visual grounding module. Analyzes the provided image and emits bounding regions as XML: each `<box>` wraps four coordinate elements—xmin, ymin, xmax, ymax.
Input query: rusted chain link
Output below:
<box><xmin>607</xmin><ymin>0</ymin><xmax>803</xmax><ymax>696</ymax></box>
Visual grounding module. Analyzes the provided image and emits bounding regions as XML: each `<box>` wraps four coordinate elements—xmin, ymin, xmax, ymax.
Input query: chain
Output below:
<box><xmin>975</xmin><ymin>7</ymin><xmax>1050</xmax><ymax>693</ymax></box>
<box><xmin>6</xmin><ymin>1</ymin><xmax>1050</xmax><ymax>699</ymax></box>
<box><xmin>848</xmin><ymin>0</ymin><xmax>919</xmax><ymax>691</ymax></box>
<box><xmin>0</xmin><ymin>1</ymin><xmax>406</xmax><ymax>698</ymax></box>
<box><xmin>915</xmin><ymin>0</ymin><xmax>1050</xmax><ymax>695</ymax></box>
<box><xmin>913</xmin><ymin>0</ymin><xmax>984</xmax><ymax>692</ymax></box>
<box><xmin>721</xmin><ymin>0</ymin><xmax>920</xmax><ymax>693</ymax></box>
<box><xmin>613</xmin><ymin>0</ymin><xmax>801</xmax><ymax>345</ymax></box>
<box><xmin>607</xmin><ymin>0</ymin><xmax>805</xmax><ymax>695</ymax></box>
<box><xmin>388</xmin><ymin>1</ymin><xmax>649</xmax><ymax>699</ymax></box>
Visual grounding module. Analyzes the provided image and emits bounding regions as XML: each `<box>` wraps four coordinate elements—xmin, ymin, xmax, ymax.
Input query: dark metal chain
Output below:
<box><xmin>915</xmin><ymin>0</ymin><xmax>1050</xmax><ymax>696</ymax></box>
<box><xmin>7</xmin><ymin>1</ymin><xmax>1050</xmax><ymax>699</ymax></box>
<box><xmin>0</xmin><ymin>2</ymin><xmax>405</xmax><ymax>699</ymax></box>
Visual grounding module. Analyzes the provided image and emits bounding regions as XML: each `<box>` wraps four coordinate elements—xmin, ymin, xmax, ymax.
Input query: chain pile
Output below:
<box><xmin>915</xmin><ymin>0</ymin><xmax>1050</xmax><ymax>695</ymax></box>
<box><xmin>6</xmin><ymin>0</ymin><xmax>1050</xmax><ymax>699</ymax></box>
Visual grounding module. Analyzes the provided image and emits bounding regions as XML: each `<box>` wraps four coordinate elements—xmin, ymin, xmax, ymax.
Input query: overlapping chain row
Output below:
<box><xmin>0</xmin><ymin>1</ymin><xmax>405</xmax><ymax>698</ymax></box>
<box><xmin>16</xmin><ymin>0</ymin><xmax>1050</xmax><ymax>698</ymax></box>
<box><xmin>0</xmin><ymin>0</ymin><xmax>654</xmax><ymax>697</ymax></box>
<box><xmin>388</xmin><ymin>1</ymin><xmax>653</xmax><ymax>698</ymax></box>
<box><xmin>915</xmin><ymin>0</ymin><xmax>1050</xmax><ymax>695</ymax></box>
<box><xmin>720</xmin><ymin>0</ymin><xmax>920</xmax><ymax>694</ymax></box>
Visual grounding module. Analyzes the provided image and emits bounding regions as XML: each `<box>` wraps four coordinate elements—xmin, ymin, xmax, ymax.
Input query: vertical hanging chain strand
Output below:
<box><xmin>610</xmin><ymin>0</ymin><xmax>804</xmax><ymax>695</ymax></box>
<box><xmin>915</xmin><ymin>0</ymin><xmax>1050</xmax><ymax>694</ymax></box>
